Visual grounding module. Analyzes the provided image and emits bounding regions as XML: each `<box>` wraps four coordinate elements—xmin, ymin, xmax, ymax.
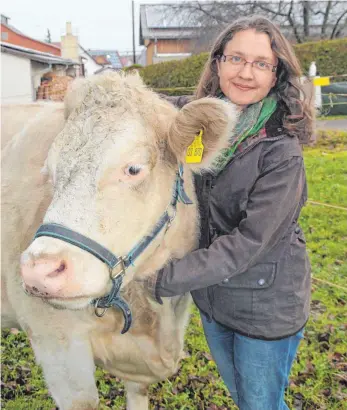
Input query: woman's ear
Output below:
<box><xmin>216</xmin><ymin>58</ymin><xmax>221</xmax><ymax>77</ymax></box>
<box><xmin>271</xmin><ymin>73</ymin><xmax>277</xmax><ymax>88</ymax></box>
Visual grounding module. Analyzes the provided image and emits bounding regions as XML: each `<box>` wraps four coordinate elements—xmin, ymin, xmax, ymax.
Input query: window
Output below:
<box><xmin>1</xmin><ymin>31</ymin><xmax>8</xmax><ymax>41</ymax></box>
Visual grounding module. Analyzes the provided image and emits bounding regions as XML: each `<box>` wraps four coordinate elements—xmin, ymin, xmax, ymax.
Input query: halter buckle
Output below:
<box><xmin>94</xmin><ymin>299</ymin><xmax>108</xmax><ymax>317</ymax></box>
<box><xmin>109</xmin><ymin>257</ymin><xmax>126</xmax><ymax>279</ymax></box>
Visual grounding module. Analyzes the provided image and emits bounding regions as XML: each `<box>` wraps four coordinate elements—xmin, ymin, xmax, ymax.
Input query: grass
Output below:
<box><xmin>317</xmin><ymin>115</ymin><xmax>347</xmax><ymax>121</ymax></box>
<box><xmin>2</xmin><ymin>132</ymin><xmax>347</xmax><ymax>410</ymax></box>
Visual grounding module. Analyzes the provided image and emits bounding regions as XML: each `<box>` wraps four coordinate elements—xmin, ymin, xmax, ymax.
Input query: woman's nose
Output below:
<box><xmin>238</xmin><ymin>63</ymin><xmax>254</xmax><ymax>80</ymax></box>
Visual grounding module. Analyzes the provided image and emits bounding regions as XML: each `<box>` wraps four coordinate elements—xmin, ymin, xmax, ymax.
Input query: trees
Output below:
<box><xmin>45</xmin><ymin>28</ymin><xmax>52</xmax><ymax>43</ymax></box>
<box><xmin>162</xmin><ymin>1</ymin><xmax>347</xmax><ymax>47</ymax></box>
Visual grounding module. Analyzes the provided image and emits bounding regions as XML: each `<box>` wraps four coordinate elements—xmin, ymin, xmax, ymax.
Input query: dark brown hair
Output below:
<box><xmin>195</xmin><ymin>15</ymin><xmax>314</xmax><ymax>143</ymax></box>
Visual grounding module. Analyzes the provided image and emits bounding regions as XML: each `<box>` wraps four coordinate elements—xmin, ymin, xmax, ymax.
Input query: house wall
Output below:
<box><xmin>1</xmin><ymin>24</ymin><xmax>61</xmax><ymax>56</ymax></box>
<box><xmin>146</xmin><ymin>39</ymin><xmax>193</xmax><ymax>65</ymax></box>
<box><xmin>31</xmin><ymin>60</ymin><xmax>53</xmax><ymax>92</ymax></box>
<box><xmin>1</xmin><ymin>52</ymin><xmax>33</xmax><ymax>104</ymax></box>
<box><xmin>157</xmin><ymin>39</ymin><xmax>192</xmax><ymax>53</ymax></box>
<box><xmin>79</xmin><ymin>48</ymin><xmax>101</xmax><ymax>76</ymax></box>
<box><xmin>146</xmin><ymin>42</ymin><xmax>155</xmax><ymax>65</ymax></box>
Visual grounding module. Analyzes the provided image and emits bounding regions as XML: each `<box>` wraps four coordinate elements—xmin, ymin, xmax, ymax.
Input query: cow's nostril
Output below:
<box><xmin>47</xmin><ymin>261</ymin><xmax>67</xmax><ymax>278</ymax></box>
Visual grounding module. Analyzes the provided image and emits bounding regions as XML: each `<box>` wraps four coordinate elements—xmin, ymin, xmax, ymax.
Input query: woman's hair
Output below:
<box><xmin>195</xmin><ymin>15</ymin><xmax>314</xmax><ymax>143</ymax></box>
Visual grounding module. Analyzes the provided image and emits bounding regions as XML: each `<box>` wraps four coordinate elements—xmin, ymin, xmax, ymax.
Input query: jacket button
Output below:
<box><xmin>258</xmin><ymin>278</ymin><xmax>266</xmax><ymax>286</ymax></box>
<box><xmin>295</xmin><ymin>227</ymin><xmax>301</xmax><ymax>234</ymax></box>
<box><xmin>222</xmin><ymin>278</ymin><xmax>229</xmax><ymax>284</ymax></box>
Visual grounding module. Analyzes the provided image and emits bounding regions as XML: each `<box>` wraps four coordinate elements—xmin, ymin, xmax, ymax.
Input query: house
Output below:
<box><xmin>87</xmin><ymin>49</ymin><xmax>123</xmax><ymax>70</ymax></box>
<box><xmin>1</xmin><ymin>42</ymin><xmax>77</xmax><ymax>104</ymax></box>
<box><xmin>53</xmin><ymin>40</ymin><xmax>104</xmax><ymax>77</ymax></box>
<box><xmin>1</xmin><ymin>14</ymin><xmax>61</xmax><ymax>56</ymax></box>
<box><xmin>57</xmin><ymin>22</ymin><xmax>100</xmax><ymax>77</ymax></box>
<box><xmin>79</xmin><ymin>45</ymin><xmax>103</xmax><ymax>76</ymax></box>
<box><xmin>117</xmin><ymin>50</ymin><xmax>144</xmax><ymax>67</ymax></box>
<box><xmin>139</xmin><ymin>4</ymin><xmax>200</xmax><ymax>65</ymax></box>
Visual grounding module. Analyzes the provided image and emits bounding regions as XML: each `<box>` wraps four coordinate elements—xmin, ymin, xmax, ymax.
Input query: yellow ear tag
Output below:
<box><xmin>185</xmin><ymin>130</ymin><xmax>204</xmax><ymax>164</ymax></box>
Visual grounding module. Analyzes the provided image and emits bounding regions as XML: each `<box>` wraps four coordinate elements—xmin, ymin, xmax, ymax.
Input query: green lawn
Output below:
<box><xmin>2</xmin><ymin>132</ymin><xmax>347</xmax><ymax>410</ymax></box>
<box><xmin>317</xmin><ymin>115</ymin><xmax>347</xmax><ymax>121</ymax></box>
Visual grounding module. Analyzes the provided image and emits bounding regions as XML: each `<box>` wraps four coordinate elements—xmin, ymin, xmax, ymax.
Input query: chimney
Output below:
<box><xmin>66</xmin><ymin>22</ymin><xmax>72</xmax><ymax>35</ymax></box>
<box><xmin>61</xmin><ymin>21</ymin><xmax>79</xmax><ymax>62</ymax></box>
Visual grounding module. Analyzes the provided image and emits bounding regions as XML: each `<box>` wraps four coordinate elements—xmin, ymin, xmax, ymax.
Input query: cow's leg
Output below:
<box><xmin>29</xmin><ymin>331</ymin><xmax>99</xmax><ymax>410</ymax></box>
<box><xmin>1</xmin><ymin>277</ymin><xmax>20</xmax><ymax>329</ymax></box>
<box><xmin>124</xmin><ymin>381</ymin><xmax>149</xmax><ymax>410</ymax></box>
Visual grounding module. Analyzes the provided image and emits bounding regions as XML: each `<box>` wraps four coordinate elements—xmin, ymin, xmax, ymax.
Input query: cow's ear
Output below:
<box><xmin>64</xmin><ymin>78</ymin><xmax>91</xmax><ymax>119</ymax></box>
<box><xmin>167</xmin><ymin>98</ymin><xmax>238</xmax><ymax>170</ymax></box>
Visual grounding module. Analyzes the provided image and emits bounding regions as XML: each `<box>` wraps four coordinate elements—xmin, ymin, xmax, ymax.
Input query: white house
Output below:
<box><xmin>1</xmin><ymin>42</ymin><xmax>77</xmax><ymax>104</ymax></box>
<box><xmin>78</xmin><ymin>45</ymin><xmax>103</xmax><ymax>77</ymax></box>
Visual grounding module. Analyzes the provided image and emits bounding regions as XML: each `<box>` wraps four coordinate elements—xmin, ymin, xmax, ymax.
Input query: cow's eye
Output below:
<box><xmin>125</xmin><ymin>165</ymin><xmax>143</xmax><ymax>176</ymax></box>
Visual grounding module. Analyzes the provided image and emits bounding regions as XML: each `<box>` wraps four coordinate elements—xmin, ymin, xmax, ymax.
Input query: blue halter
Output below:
<box><xmin>33</xmin><ymin>164</ymin><xmax>193</xmax><ymax>334</ymax></box>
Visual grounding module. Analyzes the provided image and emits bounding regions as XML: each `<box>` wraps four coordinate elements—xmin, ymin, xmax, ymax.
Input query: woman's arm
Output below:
<box><xmin>147</xmin><ymin>154</ymin><xmax>306</xmax><ymax>301</ymax></box>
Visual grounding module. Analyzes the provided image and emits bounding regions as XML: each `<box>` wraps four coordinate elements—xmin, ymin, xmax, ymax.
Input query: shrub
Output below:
<box><xmin>123</xmin><ymin>64</ymin><xmax>143</xmax><ymax>72</ymax></box>
<box><xmin>314</xmin><ymin>130</ymin><xmax>347</xmax><ymax>149</ymax></box>
<box><xmin>294</xmin><ymin>38</ymin><xmax>347</xmax><ymax>78</ymax></box>
<box><xmin>153</xmin><ymin>87</ymin><xmax>195</xmax><ymax>96</ymax></box>
<box><xmin>140</xmin><ymin>38</ymin><xmax>347</xmax><ymax>89</ymax></box>
<box><xmin>140</xmin><ymin>53</ymin><xmax>208</xmax><ymax>88</ymax></box>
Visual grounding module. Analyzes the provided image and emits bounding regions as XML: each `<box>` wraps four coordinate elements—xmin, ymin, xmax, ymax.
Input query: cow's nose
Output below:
<box><xmin>21</xmin><ymin>255</ymin><xmax>68</xmax><ymax>297</ymax></box>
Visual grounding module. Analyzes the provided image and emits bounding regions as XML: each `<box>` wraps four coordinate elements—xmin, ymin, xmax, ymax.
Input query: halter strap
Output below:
<box><xmin>32</xmin><ymin>165</ymin><xmax>193</xmax><ymax>333</ymax></box>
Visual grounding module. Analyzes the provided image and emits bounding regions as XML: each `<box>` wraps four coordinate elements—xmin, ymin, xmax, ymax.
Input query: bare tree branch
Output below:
<box><xmin>157</xmin><ymin>0</ymin><xmax>347</xmax><ymax>49</ymax></box>
<box><xmin>303</xmin><ymin>1</ymin><xmax>310</xmax><ymax>37</ymax></box>
<box><xmin>321</xmin><ymin>0</ymin><xmax>332</xmax><ymax>38</ymax></box>
<box><xmin>331</xmin><ymin>8</ymin><xmax>347</xmax><ymax>38</ymax></box>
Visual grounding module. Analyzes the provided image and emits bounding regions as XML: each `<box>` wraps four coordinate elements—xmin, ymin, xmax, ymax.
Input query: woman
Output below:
<box><xmin>142</xmin><ymin>16</ymin><xmax>313</xmax><ymax>410</ymax></box>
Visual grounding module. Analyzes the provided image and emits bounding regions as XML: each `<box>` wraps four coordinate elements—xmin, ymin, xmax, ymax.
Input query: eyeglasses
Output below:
<box><xmin>219</xmin><ymin>54</ymin><xmax>277</xmax><ymax>73</ymax></box>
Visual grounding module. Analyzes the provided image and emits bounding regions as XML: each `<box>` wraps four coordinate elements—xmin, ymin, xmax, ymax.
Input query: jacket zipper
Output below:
<box><xmin>204</xmin><ymin>134</ymin><xmax>286</xmax><ymax>321</ymax></box>
<box><xmin>204</xmin><ymin>176</ymin><xmax>214</xmax><ymax>321</ymax></box>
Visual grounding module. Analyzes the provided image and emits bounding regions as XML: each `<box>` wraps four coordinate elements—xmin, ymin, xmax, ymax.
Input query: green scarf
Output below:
<box><xmin>213</xmin><ymin>94</ymin><xmax>277</xmax><ymax>171</ymax></box>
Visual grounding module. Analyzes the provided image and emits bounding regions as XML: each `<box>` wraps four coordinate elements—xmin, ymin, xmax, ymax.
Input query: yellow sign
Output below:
<box><xmin>186</xmin><ymin>130</ymin><xmax>204</xmax><ymax>164</ymax></box>
<box><xmin>313</xmin><ymin>77</ymin><xmax>330</xmax><ymax>86</ymax></box>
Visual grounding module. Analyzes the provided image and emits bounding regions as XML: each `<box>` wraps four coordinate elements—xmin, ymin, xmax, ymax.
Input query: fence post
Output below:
<box><xmin>309</xmin><ymin>61</ymin><xmax>322</xmax><ymax>112</ymax></box>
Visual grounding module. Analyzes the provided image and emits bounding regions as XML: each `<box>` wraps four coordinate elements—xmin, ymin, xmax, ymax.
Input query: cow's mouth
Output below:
<box><xmin>23</xmin><ymin>282</ymin><xmax>100</xmax><ymax>310</ymax></box>
<box><xmin>42</xmin><ymin>295</ymin><xmax>94</xmax><ymax>311</ymax></box>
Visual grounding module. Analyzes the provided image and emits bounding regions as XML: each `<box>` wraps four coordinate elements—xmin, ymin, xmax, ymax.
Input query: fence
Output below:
<box><xmin>310</xmin><ymin>63</ymin><xmax>347</xmax><ymax>116</ymax></box>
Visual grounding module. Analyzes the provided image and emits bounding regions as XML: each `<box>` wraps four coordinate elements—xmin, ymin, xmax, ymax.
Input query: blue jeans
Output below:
<box><xmin>201</xmin><ymin>313</ymin><xmax>304</xmax><ymax>410</ymax></box>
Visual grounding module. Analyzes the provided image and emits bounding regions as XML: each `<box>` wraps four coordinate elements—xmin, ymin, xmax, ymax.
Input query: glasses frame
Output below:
<box><xmin>219</xmin><ymin>54</ymin><xmax>277</xmax><ymax>73</ymax></box>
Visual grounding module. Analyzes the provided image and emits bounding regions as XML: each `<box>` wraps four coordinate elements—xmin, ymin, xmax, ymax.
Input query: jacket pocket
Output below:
<box><xmin>218</xmin><ymin>263</ymin><xmax>277</xmax><ymax>322</ymax></box>
<box><xmin>220</xmin><ymin>263</ymin><xmax>277</xmax><ymax>289</ymax></box>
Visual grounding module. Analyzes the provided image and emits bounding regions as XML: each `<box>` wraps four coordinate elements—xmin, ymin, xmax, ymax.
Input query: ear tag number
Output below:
<box><xmin>185</xmin><ymin>130</ymin><xmax>204</xmax><ymax>164</ymax></box>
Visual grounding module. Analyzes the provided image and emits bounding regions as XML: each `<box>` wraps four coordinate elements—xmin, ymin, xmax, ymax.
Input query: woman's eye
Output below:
<box><xmin>125</xmin><ymin>165</ymin><xmax>142</xmax><ymax>176</ymax></box>
<box><xmin>256</xmin><ymin>61</ymin><xmax>268</xmax><ymax>69</ymax></box>
<box><xmin>231</xmin><ymin>55</ymin><xmax>242</xmax><ymax>63</ymax></box>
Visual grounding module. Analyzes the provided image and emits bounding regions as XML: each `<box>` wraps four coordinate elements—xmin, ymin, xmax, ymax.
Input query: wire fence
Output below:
<box><xmin>306</xmin><ymin>199</ymin><xmax>347</xmax><ymax>293</ymax></box>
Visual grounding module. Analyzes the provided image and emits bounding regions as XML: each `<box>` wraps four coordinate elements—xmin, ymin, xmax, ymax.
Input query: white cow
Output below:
<box><xmin>1</xmin><ymin>72</ymin><xmax>236</xmax><ymax>409</ymax></box>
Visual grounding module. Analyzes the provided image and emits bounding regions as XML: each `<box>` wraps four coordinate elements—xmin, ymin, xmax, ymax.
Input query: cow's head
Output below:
<box><xmin>20</xmin><ymin>72</ymin><xmax>237</xmax><ymax>310</ymax></box>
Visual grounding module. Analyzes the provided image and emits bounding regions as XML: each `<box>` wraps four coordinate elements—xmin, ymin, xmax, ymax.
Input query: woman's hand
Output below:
<box><xmin>133</xmin><ymin>272</ymin><xmax>163</xmax><ymax>305</ymax></box>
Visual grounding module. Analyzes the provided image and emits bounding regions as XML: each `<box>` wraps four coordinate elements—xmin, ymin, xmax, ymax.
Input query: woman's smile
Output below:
<box><xmin>231</xmin><ymin>82</ymin><xmax>256</xmax><ymax>91</ymax></box>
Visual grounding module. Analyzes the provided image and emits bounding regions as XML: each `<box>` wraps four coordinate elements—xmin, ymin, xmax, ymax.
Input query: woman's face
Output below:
<box><xmin>217</xmin><ymin>29</ymin><xmax>278</xmax><ymax>107</ymax></box>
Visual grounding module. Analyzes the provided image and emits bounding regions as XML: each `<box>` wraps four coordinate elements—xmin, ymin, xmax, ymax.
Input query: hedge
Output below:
<box><xmin>123</xmin><ymin>64</ymin><xmax>143</xmax><ymax>72</ymax></box>
<box><xmin>140</xmin><ymin>38</ymin><xmax>347</xmax><ymax>89</ymax></box>
<box><xmin>140</xmin><ymin>53</ymin><xmax>208</xmax><ymax>89</ymax></box>
<box><xmin>153</xmin><ymin>87</ymin><xmax>196</xmax><ymax>96</ymax></box>
<box><xmin>294</xmin><ymin>38</ymin><xmax>347</xmax><ymax>78</ymax></box>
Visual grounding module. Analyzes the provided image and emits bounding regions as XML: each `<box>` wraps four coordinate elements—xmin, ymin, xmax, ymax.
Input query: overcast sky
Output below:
<box><xmin>2</xmin><ymin>0</ymin><xmax>181</xmax><ymax>53</ymax></box>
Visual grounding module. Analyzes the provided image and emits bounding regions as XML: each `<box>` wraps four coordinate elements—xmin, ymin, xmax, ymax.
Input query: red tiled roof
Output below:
<box><xmin>1</xmin><ymin>22</ymin><xmax>61</xmax><ymax>56</ymax></box>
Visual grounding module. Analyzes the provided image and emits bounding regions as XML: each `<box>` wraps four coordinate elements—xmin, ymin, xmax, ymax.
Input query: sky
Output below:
<box><xmin>2</xmin><ymin>0</ymin><xmax>182</xmax><ymax>53</ymax></box>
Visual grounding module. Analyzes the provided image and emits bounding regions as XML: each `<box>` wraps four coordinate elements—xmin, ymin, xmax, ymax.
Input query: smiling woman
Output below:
<box><xmin>140</xmin><ymin>15</ymin><xmax>315</xmax><ymax>410</ymax></box>
<box><xmin>216</xmin><ymin>29</ymin><xmax>278</xmax><ymax>107</ymax></box>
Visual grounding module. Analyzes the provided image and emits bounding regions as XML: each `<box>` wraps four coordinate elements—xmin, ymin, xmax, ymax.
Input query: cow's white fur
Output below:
<box><xmin>1</xmin><ymin>72</ymin><xmax>236</xmax><ymax>409</ymax></box>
